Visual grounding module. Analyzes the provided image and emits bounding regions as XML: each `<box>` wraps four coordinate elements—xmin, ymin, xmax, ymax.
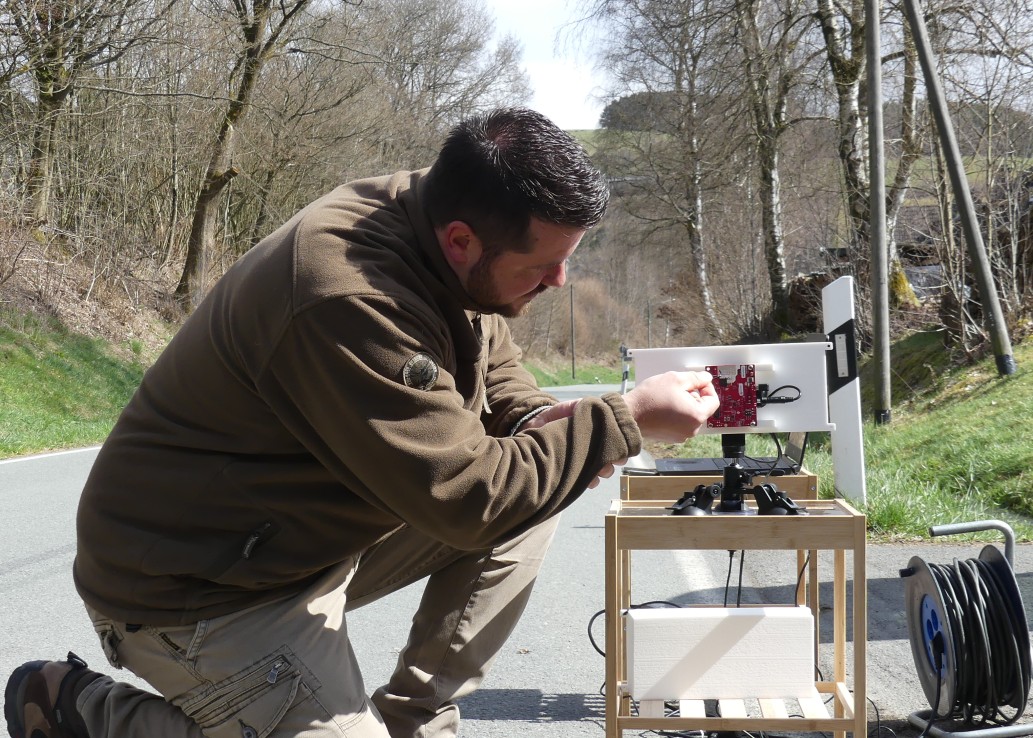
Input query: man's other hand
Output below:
<box><xmin>588</xmin><ymin>458</ymin><xmax>626</xmax><ymax>489</ymax></box>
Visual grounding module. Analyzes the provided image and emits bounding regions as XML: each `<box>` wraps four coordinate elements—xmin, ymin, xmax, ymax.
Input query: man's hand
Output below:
<box><xmin>622</xmin><ymin>370</ymin><xmax>719</xmax><ymax>442</ymax></box>
<box><xmin>517</xmin><ymin>372</ymin><xmax>719</xmax><ymax>485</ymax></box>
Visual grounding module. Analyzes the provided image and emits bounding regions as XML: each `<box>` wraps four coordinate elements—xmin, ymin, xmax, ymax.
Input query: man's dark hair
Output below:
<box><xmin>423</xmin><ymin>107</ymin><xmax>610</xmax><ymax>254</ymax></box>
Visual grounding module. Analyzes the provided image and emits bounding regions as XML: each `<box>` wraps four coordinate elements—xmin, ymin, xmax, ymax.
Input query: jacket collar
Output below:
<box><xmin>404</xmin><ymin>172</ymin><xmax>493</xmax><ymax>315</ymax></box>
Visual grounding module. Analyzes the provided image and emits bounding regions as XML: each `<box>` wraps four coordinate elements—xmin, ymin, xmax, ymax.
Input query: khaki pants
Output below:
<box><xmin>78</xmin><ymin>517</ymin><xmax>559</xmax><ymax>738</ymax></box>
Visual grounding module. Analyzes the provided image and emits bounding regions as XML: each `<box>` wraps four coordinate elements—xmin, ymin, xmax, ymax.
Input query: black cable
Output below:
<box><xmin>922</xmin><ymin>557</ymin><xmax>1031</xmax><ymax>727</ymax></box>
<box><xmin>918</xmin><ymin>633</ymin><xmax>945</xmax><ymax>738</ymax></box>
<box><xmin>764</xmin><ymin>434</ymin><xmax>786</xmax><ymax>478</ymax></box>
<box><xmin>736</xmin><ymin>549</ymin><xmax>746</xmax><ymax>607</ymax></box>
<box><xmin>588</xmin><ymin>600</ymin><xmax>683</xmax><ymax>657</ymax></box>
<box><xmin>757</xmin><ymin>384</ymin><xmax>802</xmax><ymax>407</ymax></box>
<box><xmin>723</xmin><ymin>550</ymin><xmax>735</xmax><ymax>606</ymax></box>
<box><xmin>795</xmin><ymin>553</ymin><xmax>811</xmax><ymax>605</ymax></box>
<box><xmin>752</xmin><ymin>434</ymin><xmax>792</xmax><ymax>481</ymax></box>
<box><xmin>588</xmin><ymin>608</ymin><xmax>607</xmax><ymax>656</ymax></box>
<box><xmin>867</xmin><ymin>696</ymin><xmax>897</xmax><ymax>738</ymax></box>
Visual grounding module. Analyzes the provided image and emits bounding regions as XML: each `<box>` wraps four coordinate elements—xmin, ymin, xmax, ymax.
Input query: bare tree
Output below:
<box><xmin>733</xmin><ymin>0</ymin><xmax>823</xmax><ymax>331</ymax></box>
<box><xmin>173</xmin><ymin>0</ymin><xmax>530</xmax><ymax>305</ymax></box>
<box><xmin>233</xmin><ymin>52</ymin><xmax>372</xmax><ymax>251</ymax></box>
<box><xmin>882</xmin><ymin>17</ymin><xmax>924</xmax><ymax>309</ymax></box>
<box><xmin>174</xmin><ymin>0</ymin><xmax>360</xmax><ymax>305</ymax></box>
<box><xmin>587</xmin><ymin>0</ymin><xmax>734</xmax><ymax>339</ymax></box>
<box><xmin>206</xmin><ymin>11</ymin><xmax>385</xmax><ymax>256</ymax></box>
<box><xmin>813</xmin><ymin>0</ymin><xmax>870</xmax><ymax>261</ymax></box>
<box><xmin>0</xmin><ymin>0</ymin><xmax>176</xmax><ymax>223</ymax></box>
<box><xmin>354</xmin><ymin>0</ymin><xmax>531</xmax><ymax>170</ymax></box>
<box><xmin>813</xmin><ymin>0</ymin><xmax>921</xmax><ymax>327</ymax></box>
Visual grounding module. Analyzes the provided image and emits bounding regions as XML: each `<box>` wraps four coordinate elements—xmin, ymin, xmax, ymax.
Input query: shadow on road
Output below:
<box><xmin>459</xmin><ymin>688</ymin><xmax>606</xmax><ymax>722</ymax></box>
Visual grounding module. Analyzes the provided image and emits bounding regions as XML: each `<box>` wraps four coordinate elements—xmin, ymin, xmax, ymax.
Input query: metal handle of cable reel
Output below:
<box><xmin>930</xmin><ymin>520</ymin><xmax>1016</xmax><ymax>567</ymax></box>
<box><xmin>901</xmin><ymin>519</ymin><xmax>1031</xmax><ymax>738</ymax></box>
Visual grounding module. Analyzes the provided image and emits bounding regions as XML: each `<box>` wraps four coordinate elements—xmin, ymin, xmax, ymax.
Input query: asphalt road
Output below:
<box><xmin>3</xmin><ymin>388</ymin><xmax>1032</xmax><ymax>736</ymax></box>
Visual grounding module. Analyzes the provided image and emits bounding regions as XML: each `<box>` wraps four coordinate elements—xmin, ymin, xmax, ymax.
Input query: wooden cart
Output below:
<box><xmin>604</xmin><ymin>473</ymin><xmax>866</xmax><ymax>738</ymax></box>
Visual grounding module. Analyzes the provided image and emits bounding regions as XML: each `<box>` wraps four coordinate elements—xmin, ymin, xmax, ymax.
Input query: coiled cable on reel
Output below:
<box><xmin>902</xmin><ymin>521</ymin><xmax>1031</xmax><ymax>736</ymax></box>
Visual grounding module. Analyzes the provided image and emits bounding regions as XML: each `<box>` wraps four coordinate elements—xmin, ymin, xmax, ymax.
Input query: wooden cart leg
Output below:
<box><xmin>605</xmin><ymin>507</ymin><xmax>620</xmax><ymax>738</ymax></box>
<box><xmin>808</xmin><ymin>548</ymin><xmax>820</xmax><ymax>668</ymax></box>
<box><xmin>834</xmin><ymin>548</ymin><xmax>846</xmax><ymax>738</ymax></box>
<box><xmin>853</xmin><ymin>530</ymin><xmax>867</xmax><ymax>738</ymax></box>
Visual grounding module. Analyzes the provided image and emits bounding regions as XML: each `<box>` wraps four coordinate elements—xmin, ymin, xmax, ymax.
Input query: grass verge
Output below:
<box><xmin>522</xmin><ymin>358</ymin><xmax>625</xmax><ymax>387</ymax></box>
<box><xmin>0</xmin><ymin>311</ymin><xmax>146</xmax><ymax>456</ymax></box>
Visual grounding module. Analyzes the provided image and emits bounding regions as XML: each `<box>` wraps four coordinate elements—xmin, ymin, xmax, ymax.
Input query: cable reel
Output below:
<box><xmin>904</xmin><ymin>554</ymin><xmax>958</xmax><ymax>715</ymax></box>
<box><xmin>901</xmin><ymin>521</ymin><xmax>1032</xmax><ymax>737</ymax></box>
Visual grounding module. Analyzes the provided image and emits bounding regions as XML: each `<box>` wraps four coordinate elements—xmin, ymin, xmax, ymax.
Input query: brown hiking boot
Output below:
<box><xmin>4</xmin><ymin>652</ymin><xmax>101</xmax><ymax>738</ymax></box>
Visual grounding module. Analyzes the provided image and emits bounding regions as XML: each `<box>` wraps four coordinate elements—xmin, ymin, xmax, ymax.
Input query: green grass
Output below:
<box><xmin>0</xmin><ymin>311</ymin><xmax>146</xmax><ymax>456</ymax></box>
<box><xmin>523</xmin><ymin>358</ymin><xmax>625</xmax><ymax>387</ymax></box>
<box><xmin>856</xmin><ymin>335</ymin><xmax>1033</xmax><ymax>540</ymax></box>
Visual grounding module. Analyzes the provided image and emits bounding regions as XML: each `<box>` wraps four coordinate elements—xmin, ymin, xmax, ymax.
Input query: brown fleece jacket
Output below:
<box><xmin>73</xmin><ymin>170</ymin><xmax>641</xmax><ymax>626</ymax></box>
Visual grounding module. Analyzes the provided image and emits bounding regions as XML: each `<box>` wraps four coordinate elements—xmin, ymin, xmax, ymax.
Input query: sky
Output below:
<box><xmin>484</xmin><ymin>0</ymin><xmax>606</xmax><ymax>130</ymax></box>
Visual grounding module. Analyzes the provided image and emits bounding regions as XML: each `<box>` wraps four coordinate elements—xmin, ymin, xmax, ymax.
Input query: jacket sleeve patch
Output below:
<box><xmin>402</xmin><ymin>352</ymin><xmax>439</xmax><ymax>390</ymax></box>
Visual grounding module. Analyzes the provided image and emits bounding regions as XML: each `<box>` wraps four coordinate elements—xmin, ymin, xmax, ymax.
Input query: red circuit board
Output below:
<box><xmin>706</xmin><ymin>364</ymin><xmax>758</xmax><ymax>428</ymax></box>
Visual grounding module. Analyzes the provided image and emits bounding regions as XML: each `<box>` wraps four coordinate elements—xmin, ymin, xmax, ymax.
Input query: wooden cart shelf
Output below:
<box><xmin>605</xmin><ymin>474</ymin><xmax>866</xmax><ymax>738</ymax></box>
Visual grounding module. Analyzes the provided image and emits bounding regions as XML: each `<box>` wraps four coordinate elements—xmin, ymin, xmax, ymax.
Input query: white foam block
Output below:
<box><xmin>626</xmin><ymin>607</ymin><xmax>815</xmax><ymax>700</ymax></box>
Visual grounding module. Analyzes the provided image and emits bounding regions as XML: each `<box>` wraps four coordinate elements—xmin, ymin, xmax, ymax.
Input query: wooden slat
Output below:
<box><xmin>622</xmin><ymin>472</ymin><xmax>819</xmax><ymax>502</ymax></box>
<box><xmin>718</xmin><ymin>699</ymin><xmax>747</xmax><ymax>718</ymax></box>
<box><xmin>834</xmin><ymin>549</ymin><xmax>846</xmax><ymax>685</ymax></box>
<box><xmin>759</xmin><ymin>699</ymin><xmax>789</xmax><ymax>719</ymax></box>
<box><xmin>604</xmin><ymin>511</ymin><xmax>622</xmax><ymax>738</ymax></box>
<box><xmin>638</xmin><ymin>700</ymin><xmax>665</xmax><ymax>718</ymax></box>
<box><xmin>679</xmin><ymin>700</ymin><xmax>707</xmax><ymax>718</ymax></box>
<box><xmin>833</xmin><ymin>682</ymin><xmax>855</xmax><ymax>719</ymax></box>
<box><xmin>798</xmin><ymin>695</ymin><xmax>831</xmax><ymax>719</ymax></box>
<box><xmin>614</xmin><ymin>509</ymin><xmax>861</xmax><ymax>551</ymax></box>
<box><xmin>853</xmin><ymin>522</ymin><xmax>868</xmax><ymax>738</ymax></box>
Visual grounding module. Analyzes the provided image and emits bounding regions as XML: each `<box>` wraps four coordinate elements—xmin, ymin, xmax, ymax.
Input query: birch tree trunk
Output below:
<box><xmin>734</xmin><ymin>0</ymin><xmax>801</xmax><ymax>332</ymax></box>
<box><xmin>816</xmin><ymin>0</ymin><xmax>871</xmax><ymax>260</ymax></box>
<box><xmin>885</xmin><ymin>24</ymin><xmax>922</xmax><ymax>308</ymax></box>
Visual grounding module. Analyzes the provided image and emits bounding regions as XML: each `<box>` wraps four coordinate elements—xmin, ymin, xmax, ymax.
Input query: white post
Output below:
<box><xmin>822</xmin><ymin>276</ymin><xmax>867</xmax><ymax>503</ymax></box>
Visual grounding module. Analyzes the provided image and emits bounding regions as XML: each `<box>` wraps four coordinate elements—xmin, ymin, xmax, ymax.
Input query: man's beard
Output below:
<box><xmin>465</xmin><ymin>254</ymin><xmax>546</xmax><ymax>318</ymax></box>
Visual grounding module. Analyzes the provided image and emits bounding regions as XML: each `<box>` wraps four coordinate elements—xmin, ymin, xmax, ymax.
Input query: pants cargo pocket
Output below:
<box><xmin>90</xmin><ymin>617</ymin><xmax>124</xmax><ymax>669</ymax></box>
<box><xmin>182</xmin><ymin>648</ymin><xmax>316</xmax><ymax>738</ymax></box>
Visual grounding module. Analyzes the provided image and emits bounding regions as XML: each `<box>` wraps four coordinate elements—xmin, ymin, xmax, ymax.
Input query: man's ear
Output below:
<box><xmin>437</xmin><ymin>220</ymin><xmax>483</xmax><ymax>273</ymax></box>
